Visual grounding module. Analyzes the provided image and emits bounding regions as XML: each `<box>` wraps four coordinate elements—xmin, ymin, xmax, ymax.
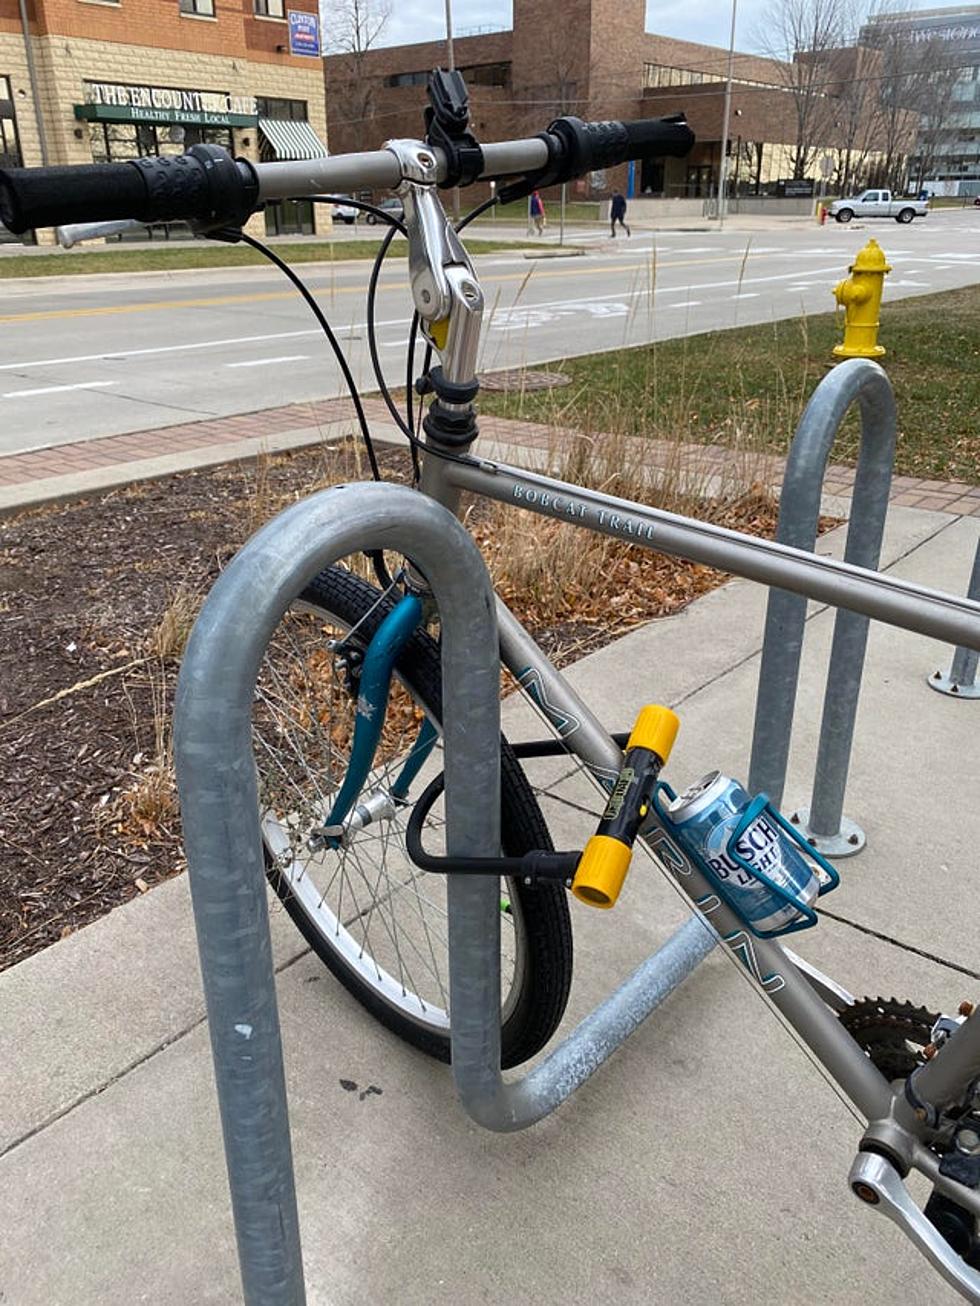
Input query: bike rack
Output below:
<box><xmin>748</xmin><ymin>358</ymin><xmax>897</xmax><ymax>857</ymax></box>
<box><xmin>173</xmin><ymin>481</ymin><xmax>715</xmax><ymax>1305</ymax></box>
<box><xmin>175</xmin><ymin>468</ymin><xmax>980</xmax><ymax>1304</ymax></box>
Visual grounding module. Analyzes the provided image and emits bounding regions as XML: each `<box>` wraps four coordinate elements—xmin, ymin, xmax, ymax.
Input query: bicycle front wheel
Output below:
<box><xmin>253</xmin><ymin>565</ymin><xmax>573</xmax><ymax>1068</ymax></box>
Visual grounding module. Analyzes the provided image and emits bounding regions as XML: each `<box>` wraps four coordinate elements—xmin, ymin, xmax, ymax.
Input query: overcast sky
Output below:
<box><xmin>349</xmin><ymin>0</ymin><xmax>952</xmax><ymax>55</ymax></box>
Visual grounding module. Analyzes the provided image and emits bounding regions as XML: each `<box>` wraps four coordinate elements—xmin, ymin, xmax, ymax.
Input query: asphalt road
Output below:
<box><xmin>2</xmin><ymin>211</ymin><xmax>979</xmax><ymax>455</ymax></box>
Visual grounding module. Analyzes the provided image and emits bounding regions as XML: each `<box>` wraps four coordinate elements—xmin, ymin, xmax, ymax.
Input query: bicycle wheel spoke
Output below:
<box><xmin>251</xmin><ymin>573</ymin><xmax>571</xmax><ymax>1063</ymax></box>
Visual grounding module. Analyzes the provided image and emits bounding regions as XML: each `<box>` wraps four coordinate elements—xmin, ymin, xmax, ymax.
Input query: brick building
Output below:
<box><xmin>324</xmin><ymin>0</ymin><xmax>908</xmax><ymax>200</ymax></box>
<box><xmin>1</xmin><ymin>0</ymin><xmax>328</xmax><ymax>238</ymax></box>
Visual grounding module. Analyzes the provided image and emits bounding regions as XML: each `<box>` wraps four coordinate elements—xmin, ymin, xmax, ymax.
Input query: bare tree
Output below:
<box><xmin>323</xmin><ymin>0</ymin><xmax>392</xmax><ymax>153</ymax></box>
<box><xmin>861</xmin><ymin>11</ymin><xmax>955</xmax><ymax>192</ymax></box>
<box><xmin>755</xmin><ymin>0</ymin><xmax>847</xmax><ymax>179</ymax></box>
<box><xmin>518</xmin><ymin>27</ymin><xmax>589</xmax><ymax>129</ymax></box>
<box><xmin>824</xmin><ymin>15</ymin><xmax>879</xmax><ymax>196</ymax></box>
<box><xmin>911</xmin><ymin>64</ymin><xmax>961</xmax><ymax>191</ymax></box>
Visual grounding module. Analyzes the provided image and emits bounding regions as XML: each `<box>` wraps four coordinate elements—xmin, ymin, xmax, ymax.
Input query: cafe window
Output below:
<box><xmin>180</xmin><ymin>0</ymin><xmax>215</xmax><ymax>15</ymax></box>
<box><xmin>0</xmin><ymin>76</ymin><xmax>22</xmax><ymax>169</ymax></box>
<box><xmin>255</xmin><ymin>0</ymin><xmax>286</xmax><ymax>16</ymax></box>
<box><xmin>90</xmin><ymin>120</ymin><xmax>232</xmax><ymax>162</ymax></box>
<box><xmin>255</xmin><ymin>96</ymin><xmax>308</xmax><ymax>121</ymax></box>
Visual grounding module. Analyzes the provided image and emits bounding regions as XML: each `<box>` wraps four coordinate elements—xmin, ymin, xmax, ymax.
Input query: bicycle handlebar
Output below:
<box><xmin>0</xmin><ymin>114</ymin><xmax>694</xmax><ymax>235</ymax></box>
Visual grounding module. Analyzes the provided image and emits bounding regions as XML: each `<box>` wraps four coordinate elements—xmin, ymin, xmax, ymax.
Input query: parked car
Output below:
<box><xmin>827</xmin><ymin>189</ymin><xmax>929</xmax><ymax>224</ymax></box>
<box><xmin>365</xmin><ymin>196</ymin><xmax>405</xmax><ymax>225</ymax></box>
<box><xmin>331</xmin><ymin>197</ymin><xmax>358</xmax><ymax>225</ymax></box>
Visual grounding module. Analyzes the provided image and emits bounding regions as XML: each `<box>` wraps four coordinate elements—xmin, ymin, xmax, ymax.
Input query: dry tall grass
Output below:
<box><xmin>471</xmin><ymin>362</ymin><xmax>782</xmax><ymax>630</ymax></box>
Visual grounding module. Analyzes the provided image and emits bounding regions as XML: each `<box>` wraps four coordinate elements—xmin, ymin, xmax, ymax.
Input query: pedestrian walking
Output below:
<box><xmin>610</xmin><ymin>191</ymin><xmax>630</xmax><ymax>237</ymax></box>
<box><xmin>529</xmin><ymin>189</ymin><xmax>546</xmax><ymax>235</ymax></box>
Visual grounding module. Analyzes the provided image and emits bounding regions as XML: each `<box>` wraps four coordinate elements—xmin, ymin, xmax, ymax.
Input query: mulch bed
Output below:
<box><xmin>0</xmin><ymin>441</ymin><xmax>790</xmax><ymax>972</ymax></box>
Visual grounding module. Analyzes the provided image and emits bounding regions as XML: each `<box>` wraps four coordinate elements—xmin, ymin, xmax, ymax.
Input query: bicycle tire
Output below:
<box><xmin>254</xmin><ymin>564</ymin><xmax>574</xmax><ymax>1068</ymax></box>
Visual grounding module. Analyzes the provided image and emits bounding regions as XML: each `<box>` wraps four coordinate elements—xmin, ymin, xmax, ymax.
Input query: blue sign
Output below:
<box><xmin>288</xmin><ymin>10</ymin><xmax>321</xmax><ymax>57</ymax></box>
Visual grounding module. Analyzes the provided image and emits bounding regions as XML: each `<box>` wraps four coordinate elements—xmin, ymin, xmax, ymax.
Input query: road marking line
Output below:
<box><xmin>0</xmin><ymin>262</ymin><xmax>848</xmax><ymax>355</ymax></box>
<box><xmin>666</xmin><ymin>300</ymin><xmax>702</xmax><ymax>309</ymax></box>
<box><xmin>1</xmin><ymin>380</ymin><xmax>118</xmax><ymax>398</ymax></box>
<box><xmin>0</xmin><ymin>320</ymin><xmax>410</xmax><ymax>371</ymax></box>
<box><xmin>0</xmin><ymin>252</ymin><xmax>766</xmax><ymax>325</ymax></box>
<box><xmin>225</xmin><ymin>354</ymin><xmax>310</xmax><ymax>369</ymax></box>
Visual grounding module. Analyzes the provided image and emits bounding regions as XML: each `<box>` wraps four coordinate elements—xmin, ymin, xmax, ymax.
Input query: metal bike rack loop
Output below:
<box><xmin>173</xmin><ymin>481</ymin><xmax>713</xmax><ymax>1305</ymax></box>
<box><xmin>748</xmin><ymin>358</ymin><xmax>897</xmax><ymax>857</ymax></box>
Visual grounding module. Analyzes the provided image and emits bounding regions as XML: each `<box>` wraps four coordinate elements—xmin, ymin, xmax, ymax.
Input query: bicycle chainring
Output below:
<box><xmin>838</xmin><ymin>996</ymin><xmax>941</xmax><ymax>1082</ymax></box>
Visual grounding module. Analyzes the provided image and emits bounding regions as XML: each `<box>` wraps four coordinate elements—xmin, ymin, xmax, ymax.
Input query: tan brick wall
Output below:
<box><xmin>2</xmin><ymin>11</ymin><xmax>328</xmax><ymax>234</ymax></box>
<box><xmin>26</xmin><ymin>33</ymin><xmax>325</xmax><ymax>163</ymax></box>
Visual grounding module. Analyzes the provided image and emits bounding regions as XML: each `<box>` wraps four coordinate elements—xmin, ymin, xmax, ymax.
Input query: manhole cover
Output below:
<box><xmin>478</xmin><ymin>368</ymin><xmax>571</xmax><ymax>392</ymax></box>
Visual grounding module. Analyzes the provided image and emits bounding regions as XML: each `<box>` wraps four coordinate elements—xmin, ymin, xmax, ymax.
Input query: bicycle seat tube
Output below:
<box><xmin>384</xmin><ymin>138</ymin><xmax>484</xmax><ymax>518</ymax></box>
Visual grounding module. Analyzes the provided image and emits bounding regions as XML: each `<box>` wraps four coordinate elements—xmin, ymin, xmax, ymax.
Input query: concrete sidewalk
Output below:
<box><xmin>1</xmin><ymin>478</ymin><xmax>977</xmax><ymax>1302</ymax></box>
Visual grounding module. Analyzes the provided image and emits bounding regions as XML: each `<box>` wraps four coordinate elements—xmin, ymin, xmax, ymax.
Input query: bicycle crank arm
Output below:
<box><xmin>850</xmin><ymin>1152</ymin><xmax>980</xmax><ymax>1302</ymax></box>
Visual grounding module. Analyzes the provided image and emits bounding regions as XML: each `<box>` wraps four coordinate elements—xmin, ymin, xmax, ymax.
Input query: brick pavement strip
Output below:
<box><xmin>1</xmin><ymin>399</ymin><xmax>978</xmax><ymax>519</ymax></box>
<box><xmin>944</xmin><ymin>495</ymin><xmax>980</xmax><ymax>514</ymax></box>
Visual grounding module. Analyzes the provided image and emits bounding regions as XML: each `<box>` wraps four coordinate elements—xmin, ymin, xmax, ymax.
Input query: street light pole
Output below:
<box><xmin>17</xmin><ymin>0</ymin><xmax>49</xmax><ymax>166</ymax></box>
<box><xmin>444</xmin><ymin>0</ymin><xmax>455</xmax><ymax>69</ymax></box>
<box><xmin>718</xmin><ymin>0</ymin><xmax>738</xmax><ymax>231</ymax></box>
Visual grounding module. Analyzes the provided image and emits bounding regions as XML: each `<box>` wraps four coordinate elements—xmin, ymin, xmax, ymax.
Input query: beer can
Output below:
<box><xmin>664</xmin><ymin>771</ymin><xmax>820</xmax><ymax>935</ymax></box>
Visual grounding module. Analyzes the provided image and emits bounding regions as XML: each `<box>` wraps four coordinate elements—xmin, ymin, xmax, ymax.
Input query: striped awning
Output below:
<box><xmin>258</xmin><ymin>118</ymin><xmax>329</xmax><ymax>161</ymax></box>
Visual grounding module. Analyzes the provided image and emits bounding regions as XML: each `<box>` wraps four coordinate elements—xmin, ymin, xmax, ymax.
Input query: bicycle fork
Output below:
<box><xmin>310</xmin><ymin>593</ymin><xmax>438</xmax><ymax>849</ymax></box>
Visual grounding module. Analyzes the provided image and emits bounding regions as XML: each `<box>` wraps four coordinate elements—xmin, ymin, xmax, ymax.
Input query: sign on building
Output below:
<box><xmin>76</xmin><ymin>82</ymin><xmax>258</xmax><ymax>127</ymax></box>
<box><xmin>288</xmin><ymin>10</ymin><xmax>321</xmax><ymax>58</ymax></box>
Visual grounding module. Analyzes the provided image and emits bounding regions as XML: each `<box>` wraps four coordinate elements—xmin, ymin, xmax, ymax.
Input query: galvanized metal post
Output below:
<box><xmin>748</xmin><ymin>357</ymin><xmax>897</xmax><ymax>857</ymax></box>
<box><xmin>928</xmin><ymin>535</ymin><xmax>980</xmax><ymax>699</ymax></box>
<box><xmin>174</xmin><ymin>482</ymin><xmax>509</xmax><ymax>1306</ymax></box>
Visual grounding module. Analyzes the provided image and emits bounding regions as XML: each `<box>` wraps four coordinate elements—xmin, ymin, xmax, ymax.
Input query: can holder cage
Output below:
<box><xmin>651</xmin><ymin>783</ymin><xmax>840</xmax><ymax>940</ymax></box>
<box><xmin>174</xmin><ymin>379</ymin><xmax>980</xmax><ymax>1305</ymax></box>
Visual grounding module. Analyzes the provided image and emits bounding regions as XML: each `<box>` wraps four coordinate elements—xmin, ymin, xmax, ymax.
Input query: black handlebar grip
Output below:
<box><xmin>0</xmin><ymin>163</ymin><xmax>147</xmax><ymax>234</ymax></box>
<box><xmin>620</xmin><ymin>114</ymin><xmax>696</xmax><ymax>162</ymax></box>
<box><xmin>0</xmin><ymin>146</ymin><xmax>259</xmax><ymax>235</ymax></box>
<box><xmin>544</xmin><ymin>114</ymin><xmax>694</xmax><ymax>187</ymax></box>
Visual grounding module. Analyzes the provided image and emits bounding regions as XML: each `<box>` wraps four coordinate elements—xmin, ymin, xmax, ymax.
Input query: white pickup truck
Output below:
<box><xmin>828</xmin><ymin>189</ymin><xmax>929</xmax><ymax>224</ymax></box>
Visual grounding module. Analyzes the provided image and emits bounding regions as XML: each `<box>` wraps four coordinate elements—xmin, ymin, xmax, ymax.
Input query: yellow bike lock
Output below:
<box><xmin>571</xmin><ymin>704</ymin><xmax>680</xmax><ymax>909</ymax></box>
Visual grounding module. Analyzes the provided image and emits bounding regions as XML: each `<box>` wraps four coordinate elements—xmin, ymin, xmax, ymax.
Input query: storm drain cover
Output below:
<box><xmin>478</xmin><ymin>368</ymin><xmax>571</xmax><ymax>392</ymax></box>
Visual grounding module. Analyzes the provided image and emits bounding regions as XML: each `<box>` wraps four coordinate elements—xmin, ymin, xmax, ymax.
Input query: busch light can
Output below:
<box><xmin>664</xmin><ymin>771</ymin><xmax>820</xmax><ymax>935</ymax></box>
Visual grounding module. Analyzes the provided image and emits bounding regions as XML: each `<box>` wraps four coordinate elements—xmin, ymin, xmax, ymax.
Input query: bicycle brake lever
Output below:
<box><xmin>850</xmin><ymin>1151</ymin><xmax>980</xmax><ymax>1302</ymax></box>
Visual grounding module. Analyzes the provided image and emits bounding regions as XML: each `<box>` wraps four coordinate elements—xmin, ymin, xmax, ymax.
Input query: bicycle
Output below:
<box><xmin>4</xmin><ymin>70</ymin><xmax>980</xmax><ymax>1304</ymax></box>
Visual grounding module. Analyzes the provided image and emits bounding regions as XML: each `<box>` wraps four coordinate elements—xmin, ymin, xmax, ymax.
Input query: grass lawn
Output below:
<box><xmin>0</xmin><ymin>235</ymin><xmax>520</xmax><ymax>278</ymax></box>
<box><xmin>477</xmin><ymin>286</ymin><xmax>980</xmax><ymax>484</ymax></box>
<box><xmin>467</xmin><ymin>199</ymin><xmax>602</xmax><ymax>225</ymax></box>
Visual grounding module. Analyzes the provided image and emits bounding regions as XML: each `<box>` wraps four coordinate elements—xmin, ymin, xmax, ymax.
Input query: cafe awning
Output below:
<box><xmin>257</xmin><ymin>118</ymin><xmax>328</xmax><ymax>161</ymax></box>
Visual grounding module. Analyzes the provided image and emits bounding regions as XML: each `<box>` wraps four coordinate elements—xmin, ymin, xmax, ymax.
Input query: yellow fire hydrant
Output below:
<box><xmin>832</xmin><ymin>238</ymin><xmax>891</xmax><ymax>359</ymax></box>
